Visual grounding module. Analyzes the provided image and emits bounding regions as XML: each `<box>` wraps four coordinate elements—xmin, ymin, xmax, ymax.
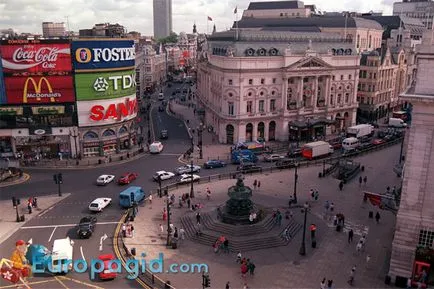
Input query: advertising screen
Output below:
<box><xmin>77</xmin><ymin>94</ymin><xmax>137</xmax><ymax>127</ymax></box>
<box><xmin>71</xmin><ymin>40</ymin><xmax>135</xmax><ymax>71</ymax></box>
<box><xmin>0</xmin><ymin>56</ymin><xmax>5</xmax><ymax>104</ymax></box>
<box><xmin>0</xmin><ymin>39</ymin><xmax>72</xmax><ymax>74</ymax></box>
<box><xmin>4</xmin><ymin>76</ymin><xmax>75</xmax><ymax>104</ymax></box>
<box><xmin>75</xmin><ymin>69</ymin><xmax>136</xmax><ymax>101</ymax></box>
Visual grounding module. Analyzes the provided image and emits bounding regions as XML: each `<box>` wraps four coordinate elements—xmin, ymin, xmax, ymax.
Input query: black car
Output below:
<box><xmin>182</xmin><ymin>89</ymin><xmax>188</xmax><ymax>93</ymax></box>
<box><xmin>175</xmin><ymin>89</ymin><xmax>181</xmax><ymax>93</ymax></box>
<box><xmin>275</xmin><ymin>158</ymin><xmax>296</xmax><ymax>169</ymax></box>
<box><xmin>160</xmin><ymin>130</ymin><xmax>168</xmax><ymax>139</ymax></box>
<box><xmin>357</xmin><ymin>142</ymin><xmax>374</xmax><ymax>151</ymax></box>
<box><xmin>237</xmin><ymin>162</ymin><xmax>262</xmax><ymax>173</ymax></box>
<box><xmin>172</xmin><ymin>91</ymin><xmax>176</xmax><ymax>96</ymax></box>
<box><xmin>158</xmin><ymin>106</ymin><xmax>164</xmax><ymax>112</ymax></box>
<box><xmin>77</xmin><ymin>216</ymin><xmax>97</xmax><ymax>239</ymax></box>
<box><xmin>287</xmin><ymin>148</ymin><xmax>302</xmax><ymax>158</ymax></box>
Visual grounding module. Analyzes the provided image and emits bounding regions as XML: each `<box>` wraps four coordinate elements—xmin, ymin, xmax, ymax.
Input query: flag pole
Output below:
<box><xmin>207</xmin><ymin>16</ymin><xmax>209</xmax><ymax>35</ymax></box>
<box><xmin>235</xmin><ymin>8</ymin><xmax>239</xmax><ymax>41</ymax></box>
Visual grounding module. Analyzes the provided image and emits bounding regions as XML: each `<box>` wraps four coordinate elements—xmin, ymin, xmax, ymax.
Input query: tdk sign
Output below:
<box><xmin>72</xmin><ymin>40</ymin><xmax>135</xmax><ymax>71</ymax></box>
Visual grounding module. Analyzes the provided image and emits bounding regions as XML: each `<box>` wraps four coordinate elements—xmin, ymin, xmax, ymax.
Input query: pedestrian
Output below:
<box><xmin>249</xmin><ymin>213</ymin><xmax>254</xmax><ymax>223</ymax></box>
<box><xmin>320</xmin><ymin>278</ymin><xmax>326</xmax><ymax>289</ymax></box>
<box><xmin>122</xmin><ymin>223</ymin><xmax>126</xmax><ymax>237</ymax></box>
<box><xmin>314</xmin><ymin>190</ymin><xmax>319</xmax><ymax>201</ymax></box>
<box><xmin>130</xmin><ymin>225</ymin><xmax>135</xmax><ymax>238</ymax></box>
<box><xmin>406</xmin><ymin>278</ymin><xmax>412</xmax><ymax>289</ymax></box>
<box><xmin>392</xmin><ymin>186</ymin><xmax>396</xmax><ymax>195</ymax></box>
<box><xmin>363</xmin><ymin>176</ymin><xmax>367</xmax><ymax>186</ymax></box>
<box><xmin>359</xmin><ymin>176</ymin><xmax>362</xmax><ymax>187</ymax></box>
<box><xmin>226</xmin><ymin>281</ymin><xmax>231</xmax><ymax>289</ymax></box>
<box><xmin>277</xmin><ymin>212</ymin><xmax>282</xmax><ymax>226</ymax></box>
<box><xmin>179</xmin><ymin>228</ymin><xmax>185</xmax><ymax>240</ymax></box>
<box><xmin>330</xmin><ymin>202</ymin><xmax>334</xmax><ymax>213</ymax></box>
<box><xmin>148</xmin><ymin>194</ymin><xmax>153</xmax><ymax>204</ymax></box>
<box><xmin>327</xmin><ymin>279</ymin><xmax>333</xmax><ymax>289</ymax></box>
<box><xmin>196</xmin><ymin>212</ymin><xmax>201</xmax><ymax>225</ymax></box>
<box><xmin>223</xmin><ymin>239</ymin><xmax>229</xmax><ymax>253</ymax></box>
<box><xmin>356</xmin><ymin>241</ymin><xmax>363</xmax><ymax>253</ymax></box>
<box><xmin>243</xmin><ymin>283</ymin><xmax>249</xmax><ymax>289</ymax></box>
<box><xmin>386</xmin><ymin>186</ymin><xmax>390</xmax><ymax>193</ymax></box>
<box><xmin>310</xmin><ymin>189</ymin><xmax>315</xmax><ymax>200</ymax></box>
<box><xmin>257</xmin><ymin>181</ymin><xmax>261</xmax><ymax>190</ymax></box>
<box><xmin>27</xmin><ymin>201</ymin><xmax>32</xmax><ymax>214</ymax></box>
<box><xmin>253</xmin><ymin>180</ymin><xmax>257</xmax><ymax>190</ymax></box>
<box><xmin>339</xmin><ymin>181</ymin><xmax>344</xmax><ymax>191</ymax></box>
<box><xmin>236</xmin><ymin>251</ymin><xmax>242</xmax><ymax>263</ymax></box>
<box><xmin>282</xmin><ymin>228</ymin><xmax>290</xmax><ymax>241</ymax></box>
<box><xmin>32</xmin><ymin>197</ymin><xmax>38</xmax><ymax>208</ymax></box>
<box><xmin>375</xmin><ymin>211</ymin><xmax>381</xmax><ymax>224</ymax></box>
<box><xmin>187</xmin><ymin>198</ymin><xmax>191</xmax><ymax>209</ymax></box>
<box><xmin>159</xmin><ymin>224</ymin><xmax>164</xmax><ymax>236</ymax></box>
<box><xmin>348</xmin><ymin>229</ymin><xmax>354</xmax><ymax>243</ymax></box>
<box><xmin>174</xmin><ymin>227</ymin><xmax>178</xmax><ymax>238</ymax></box>
<box><xmin>241</xmin><ymin>263</ymin><xmax>248</xmax><ymax>279</ymax></box>
<box><xmin>348</xmin><ymin>265</ymin><xmax>356</xmax><ymax>285</ymax></box>
<box><xmin>366</xmin><ymin>254</ymin><xmax>371</xmax><ymax>268</ymax></box>
<box><xmin>248</xmin><ymin>261</ymin><xmax>255</xmax><ymax>275</ymax></box>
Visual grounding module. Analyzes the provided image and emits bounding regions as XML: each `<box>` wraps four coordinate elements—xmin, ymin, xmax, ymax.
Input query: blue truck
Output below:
<box><xmin>231</xmin><ymin>149</ymin><xmax>258</xmax><ymax>164</ymax></box>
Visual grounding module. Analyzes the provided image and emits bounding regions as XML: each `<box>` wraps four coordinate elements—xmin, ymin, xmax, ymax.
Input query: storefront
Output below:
<box><xmin>0</xmin><ymin>136</ymin><xmax>13</xmax><ymax>157</ymax></box>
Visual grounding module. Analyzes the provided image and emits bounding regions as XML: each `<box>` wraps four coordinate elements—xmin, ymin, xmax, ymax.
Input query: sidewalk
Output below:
<box><xmin>122</xmin><ymin>145</ymin><xmax>401</xmax><ymax>289</ymax></box>
<box><xmin>0</xmin><ymin>193</ymin><xmax>70</xmax><ymax>244</ymax></box>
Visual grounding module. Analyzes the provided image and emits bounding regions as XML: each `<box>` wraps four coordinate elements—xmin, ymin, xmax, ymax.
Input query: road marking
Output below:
<box><xmin>313</xmin><ymin>212</ymin><xmax>369</xmax><ymax>236</ymax></box>
<box><xmin>57</xmin><ymin>276</ymin><xmax>104</xmax><ymax>289</ymax></box>
<box><xmin>54</xmin><ymin>276</ymin><xmax>69</xmax><ymax>289</ymax></box>
<box><xmin>80</xmin><ymin>246</ymin><xmax>85</xmax><ymax>261</ymax></box>
<box><xmin>160</xmin><ymin>153</ymin><xmax>184</xmax><ymax>156</ymax></box>
<box><xmin>38</xmin><ymin>205</ymin><xmax>55</xmax><ymax>217</ymax></box>
<box><xmin>21</xmin><ymin>221</ymin><xmax>119</xmax><ymax>229</ymax></box>
<box><xmin>0</xmin><ymin>279</ymin><xmax>57</xmax><ymax>288</ymax></box>
<box><xmin>48</xmin><ymin>226</ymin><xmax>57</xmax><ymax>242</ymax></box>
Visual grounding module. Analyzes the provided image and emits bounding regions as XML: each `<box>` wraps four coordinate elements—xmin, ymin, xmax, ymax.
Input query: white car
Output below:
<box><xmin>179</xmin><ymin>174</ymin><xmax>200</xmax><ymax>183</ymax></box>
<box><xmin>149</xmin><ymin>141</ymin><xmax>164</xmax><ymax>154</ymax></box>
<box><xmin>89</xmin><ymin>198</ymin><xmax>112</xmax><ymax>212</ymax></box>
<box><xmin>153</xmin><ymin>171</ymin><xmax>175</xmax><ymax>181</ymax></box>
<box><xmin>263</xmin><ymin>154</ymin><xmax>284</xmax><ymax>162</ymax></box>
<box><xmin>175</xmin><ymin>164</ymin><xmax>201</xmax><ymax>175</ymax></box>
<box><xmin>96</xmin><ymin>175</ymin><xmax>115</xmax><ymax>186</ymax></box>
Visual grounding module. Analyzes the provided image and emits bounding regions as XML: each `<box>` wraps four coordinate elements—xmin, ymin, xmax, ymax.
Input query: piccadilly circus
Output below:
<box><xmin>0</xmin><ymin>39</ymin><xmax>139</xmax><ymax>159</ymax></box>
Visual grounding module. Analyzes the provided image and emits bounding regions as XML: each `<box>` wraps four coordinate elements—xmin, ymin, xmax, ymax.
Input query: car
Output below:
<box><xmin>275</xmin><ymin>158</ymin><xmax>296</xmax><ymax>169</ymax></box>
<box><xmin>77</xmin><ymin>216</ymin><xmax>97</xmax><ymax>239</ymax></box>
<box><xmin>263</xmin><ymin>154</ymin><xmax>284</xmax><ymax>162</ymax></box>
<box><xmin>330</xmin><ymin>142</ymin><xmax>342</xmax><ymax>150</ymax></box>
<box><xmin>357</xmin><ymin>142</ymin><xmax>374</xmax><ymax>151</ymax></box>
<box><xmin>158</xmin><ymin>106</ymin><xmax>164</xmax><ymax>112</ymax></box>
<box><xmin>96</xmin><ymin>254</ymin><xmax>117</xmax><ymax>280</ymax></box>
<box><xmin>175</xmin><ymin>164</ymin><xmax>201</xmax><ymax>175</ymax></box>
<box><xmin>149</xmin><ymin>141</ymin><xmax>164</xmax><ymax>154</ymax></box>
<box><xmin>237</xmin><ymin>162</ymin><xmax>262</xmax><ymax>173</ymax></box>
<box><xmin>160</xmin><ymin>130</ymin><xmax>168</xmax><ymax>139</ymax></box>
<box><xmin>162</xmin><ymin>100</ymin><xmax>168</xmax><ymax>106</ymax></box>
<box><xmin>172</xmin><ymin>91</ymin><xmax>176</xmax><ymax>96</ymax></box>
<box><xmin>287</xmin><ymin>148</ymin><xmax>302</xmax><ymax>158</ymax></box>
<box><xmin>383</xmin><ymin>134</ymin><xmax>395</xmax><ymax>142</ymax></box>
<box><xmin>167</xmin><ymin>83</ymin><xmax>172</xmax><ymax>88</ymax></box>
<box><xmin>89</xmin><ymin>198</ymin><xmax>112</xmax><ymax>212</ymax></box>
<box><xmin>182</xmin><ymin>89</ymin><xmax>188</xmax><ymax>93</ymax></box>
<box><xmin>178</xmin><ymin>174</ymin><xmax>200</xmax><ymax>183</ymax></box>
<box><xmin>204</xmin><ymin>160</ymin><xmax>227</xmax><ymax>169</ymax></box>
<box><xmin>96</xmin><ymin>175</ymin><xmax>115</xmax><ymax>186</ymax></box>
<box><xmin>372</xmin><ymin>138</ymin><xmax>386</xmax><ymax>145</ymax></box>
<box><xmin>118</xmin><ymin>172</ymin><xmax>138</xmax><ymax>185</ymax></box>
<box><xmin>175</xmin><ymin>88</ymin><xmax>181</xmax><ymax>93</ymax></box>
<box><xmin>153</xmin><ymin>171</ymin><xmax>175</xmax><ymax>181</ymax></box>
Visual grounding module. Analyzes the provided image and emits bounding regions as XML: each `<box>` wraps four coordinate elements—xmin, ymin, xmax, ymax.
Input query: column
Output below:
<box><xmin>312</xmin><ymin>76</ymin><xmax>319</xmax><ymax>108</ymax></box>
<box><xmin>264</xmin><ymin>122</ymin><xmax>269</xmax><ymax>141</ymax></box>
<box><xmin>298</xmin><ymin>77</ymin><xmax>304</xmax><ymax>108</ymax></box>
<box><xmin>283</xmin><ymin>77</ymin><xmax>288</xmax><ymax>110</ymax></box>
<box><xmin>252</xmin><ymin>123</ymin><xmax>258</xmax><ymax>141</ymax></box>
<box><xmin>324</xmin><ymin>76</ymin><xmax>331</xmax><ymax>110</ymax></box>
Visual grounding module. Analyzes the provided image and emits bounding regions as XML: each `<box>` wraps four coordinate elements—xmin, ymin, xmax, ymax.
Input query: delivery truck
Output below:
<box><xmin>301</xmin><ymin>141</ymin><xmax>334</xmax><ymax>160</ymax></box>
<box><xmin>346</xmin><ymin>124</ymin><xmax>374</xmax><ymax>139</ymax></box>
<box><xmin>388</xmin><ymin>118</ymin><xmax>407</xmax><ymax>128</ymax></box>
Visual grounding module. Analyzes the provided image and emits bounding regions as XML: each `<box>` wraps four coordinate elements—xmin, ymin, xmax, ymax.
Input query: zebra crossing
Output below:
<box><xmin>313</xmin><ymin>212</ymin><xmax>369</xmax><ymax>237</ymax></box>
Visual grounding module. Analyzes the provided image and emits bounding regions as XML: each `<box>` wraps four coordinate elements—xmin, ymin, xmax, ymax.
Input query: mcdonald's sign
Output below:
<box><xmin>4</xmin><ymin>75</ymin><xmax>75</xmax><ymax>104</ymax></box>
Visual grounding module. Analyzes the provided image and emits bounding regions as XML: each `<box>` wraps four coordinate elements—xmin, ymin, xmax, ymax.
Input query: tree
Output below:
<box><xmin>158</xmin><ymin>32</ymin><xmax>178</xmax><ymax>44</ymax></box>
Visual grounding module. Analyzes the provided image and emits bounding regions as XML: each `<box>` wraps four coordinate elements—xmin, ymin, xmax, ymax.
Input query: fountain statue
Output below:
<box><xmin>222</xmin><ymin>175</ymin><xmax>255</xmax><ymax>224</ymax></box>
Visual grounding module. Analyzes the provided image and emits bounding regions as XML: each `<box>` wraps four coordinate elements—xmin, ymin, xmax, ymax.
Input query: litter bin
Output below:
<box><xmin>171</xmin><ymin>238</ymin><xmax>178</xmax><ymax>249</ymax></box>
<box><xmin>20</xmin><ymin>215</ymin><xmax>25</xmax><ymax>222</ymax></box>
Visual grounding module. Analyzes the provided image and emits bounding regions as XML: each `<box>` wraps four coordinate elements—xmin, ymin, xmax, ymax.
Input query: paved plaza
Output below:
<box><xmin>123</xmin><ymin>144</ymin><xmax>401</xmax><ymax>289</ymax></box>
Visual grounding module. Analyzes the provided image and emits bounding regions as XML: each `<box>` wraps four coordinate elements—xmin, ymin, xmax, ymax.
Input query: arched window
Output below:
<box><xmin>119</xmin><ymin>126</ymin><xmax>128</xmax><ymax>135</ymax></box>
<box><xmin>83</xmin><ymin>131</ymin><xmax>98</xmax><ymax>140</ymax></box>
<box><xmin>102</xmin><ymin>129</ymin><xmax>116</xmax><ymax>137</ymax></box>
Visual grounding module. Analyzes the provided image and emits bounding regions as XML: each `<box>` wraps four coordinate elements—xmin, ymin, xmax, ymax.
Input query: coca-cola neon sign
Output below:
<box><xmin>0</xmin><ymin>42</ymin><xmax>72</xmax><ymax>72</ymax></box>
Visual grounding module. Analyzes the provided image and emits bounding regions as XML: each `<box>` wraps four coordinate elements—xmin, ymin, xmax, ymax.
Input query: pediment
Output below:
<box><xmin>286</xmin><ymin>57</ymin><xmax>332</xmax><ymax>70</ymax></box>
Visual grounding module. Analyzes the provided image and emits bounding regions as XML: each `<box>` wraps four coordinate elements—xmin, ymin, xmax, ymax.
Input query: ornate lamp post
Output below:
<box><xmin>197</xmin><ymin>122</ymin><xmax>204</xmax><ymax>159</ymax></box>
<box><xmin>293</xmin><ymin>162</ymin><xmax>299</xmax><ymax>204</ymax></box>
<box><xmin>299</xmin><ymin>202</ymin><xmax>309</xmax><ymax>256</ymax></box>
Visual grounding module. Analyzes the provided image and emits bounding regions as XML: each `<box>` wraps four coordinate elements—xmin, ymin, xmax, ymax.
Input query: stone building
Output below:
<box><xmin>196</xmin><ymin>29</ymin><xmax>361</xmax><ymax>144</ymax></box>
<box><xmin>388</xmin><ymin>30</ymin><xmax>434</xmax><ymax>285</ymax></box>
<box><xmin>177</xmin><ymin>32</ymin><xmax>198</xmax><ymax>70</ymax></box>
<box><xmin>143</xmin><ymin>44</ymin><xmax>167</xmax><ymax>92</ymax></box>
<box><xmin>242</xmin><ymin>1</ymin><xmax>313</xmax><ymax>19</ymax></box>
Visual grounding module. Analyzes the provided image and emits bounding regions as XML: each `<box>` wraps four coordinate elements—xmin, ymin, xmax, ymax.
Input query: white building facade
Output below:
<box><xmin>196</xmin><ymin>30</ymin><xmax>360</xmax><ymax>144</ymax></box>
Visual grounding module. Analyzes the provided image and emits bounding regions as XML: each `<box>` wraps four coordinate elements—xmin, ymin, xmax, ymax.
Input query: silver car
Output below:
<box><xmin>175</xmin><ymin>164</ymin><xmax>201</xmax><ymax>175</ymax></box>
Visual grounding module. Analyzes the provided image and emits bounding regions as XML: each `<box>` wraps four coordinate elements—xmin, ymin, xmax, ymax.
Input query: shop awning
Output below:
<box><xmin>289</xmin><ymin>118</ymin><xmax>335</xmax><ymax>128</ymax></box>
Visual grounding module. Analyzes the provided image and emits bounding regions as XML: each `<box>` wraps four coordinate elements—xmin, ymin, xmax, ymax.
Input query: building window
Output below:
<box><xmin>332</xmin><ymin>75</ymin><xmax>335</xmax><ymax>81</ymax></box>
<box><xmin>330</xmin><ymin>94</ymin><xmax>334</xmax><ymax>105</ymax></box>
<box><xmin>419</xmin><ymin>230</ymin><xmax>434</xmax><ymax>249</ymax></box>
<box><xmin>247</xmin><ymin>101</ymin><xmax>252</xmax><ymax>113</ymax></box>
<box><xmin>373</xmin><ymin>73</ymin><xmax>377</xmax><ymax>79</ymax></box>
<box><xmin>360</xmin><ymin>97</ymin><xmax>364</xmax><ymax>104</ymax></box>
<box><xmin>345</xmin><ymin>93</ymin><xmax>349</xmax><ymax>103</ymax></box>
<box><xmin>248</xmin><ymin>92</ymin><xmax>252</xmax><ymax>97</ymax></box>
<box><xmin>261</xmin><ymin>78</ymin><xmax>265</xmax><ymax>84</ymax></box>
<box><xmin>337</xmin><ymin>94</ymin><xmax>342</xmax><ymax>103</ymax></box>
<box><xmin>228</xmin><ymin>79</ymin><xmax>233</xmax><ymax>85</ymax></box>
<box><xmin>340</xmin><ymin>75</ymin><xmax>344</xmax><ymax>80</ymax></box>
<box><xmin>348</xmin><ymin>74</ymin><xmax>352</xmax><ymax>80</ymax></box>
<box><xmin>270</xmin><ymin>99</ymin><xmax>276</xmax><ymax>111</ymax></box>
<box><xmin>272</xmin><ymin>78</ymin><xmax>276</xmax><ymax>84</ymax></box>
<box><xmin>248</xmin><ymin>79</ymin><xmax>253</xmax><ymax>85</ymax></box>
<box><xmin>280</xmin><ymin>13</ymin><xmax>283</xmax><ymax>16</ymax></box>
<box><xmin>271</xmin><ymin>90</ymin><xmax>276</xmax><ymax>95</ymax></box>
<box><xmin>259</xmin><ymin>100</ymin><xmax>264</xmax><ymax>112</ymax></box>
<box><xmin>228</xmin><ymin>102</ymin><xmax>234</xmax><ymax>116</ymax></box>
<box><xmin>260</xmin><ymin>91</ymin><xmax>264</xmax><ymax>96</ymax></box>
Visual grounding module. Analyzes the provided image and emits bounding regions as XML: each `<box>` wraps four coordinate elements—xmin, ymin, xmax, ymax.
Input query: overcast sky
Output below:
<box><xmin>0</xmin><ymin>0</ymin><xmax>395</xmax><ymax>36</ymax></box>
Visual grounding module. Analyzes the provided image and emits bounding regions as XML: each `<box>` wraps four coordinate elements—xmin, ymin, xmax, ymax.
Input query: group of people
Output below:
<box><xmin>26</xmin><ymin>197</ymin><xmax>38</xmax><ymax>214</ymax></box>
<box><xmin>252</xmin><ymin>180</ymin><xmax>261</xmax><ymax>190</ymax></box>
<box><xmin>213</xmin><ymin>235</ymin><xmax>229</xmax><ymax>253</ymax></box>
<box><xmin>320</xmin><ymin>278</ymin><xmax>334</xmax><ymax>289</ymax></box>
<box><xmin>333</xmin><ymin>213</ymin><xmax>345</xmax><ymax>232</ymax></box>
<box><xmin>310</xmin><ymin>189</ymin><xmax>320</xmax><ymax>201</ymax></box>
<box><xmin>237</xmin><ymin>252</ymin><xmax>256</xmax><ymax>279</ymax></box>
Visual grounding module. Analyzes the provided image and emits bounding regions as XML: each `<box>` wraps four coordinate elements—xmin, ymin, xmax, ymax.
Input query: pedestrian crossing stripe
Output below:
<box><xmin>313</xmin><ymin>212</ymin><xmax>369</xmax><ymax>237</ymax></box>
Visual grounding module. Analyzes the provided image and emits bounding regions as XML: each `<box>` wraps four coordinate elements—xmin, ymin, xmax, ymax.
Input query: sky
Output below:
<box><xmin>0</xmin><ymin>0</ymin><xmax>396</xmax><ymax>36</ymax></box>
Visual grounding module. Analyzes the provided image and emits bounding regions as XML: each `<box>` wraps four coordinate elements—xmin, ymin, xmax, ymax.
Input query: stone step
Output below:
<box><xmin>201</xmin><ymin>213</ymin><xmax>276</xmax><ymax>236</ymax></box>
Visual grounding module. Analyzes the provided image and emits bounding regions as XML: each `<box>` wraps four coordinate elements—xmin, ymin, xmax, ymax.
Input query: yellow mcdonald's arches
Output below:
<box><xmin>22</xmin><ymin>77</ymin><xmax>54</xmax><ymax>103</ymax></box>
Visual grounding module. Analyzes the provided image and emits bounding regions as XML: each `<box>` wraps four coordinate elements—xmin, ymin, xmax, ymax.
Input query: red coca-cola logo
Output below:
<box><xmin>12</xmin><ymin>47</ymin><xmax>60</xmax><ymax>69</ymax></box>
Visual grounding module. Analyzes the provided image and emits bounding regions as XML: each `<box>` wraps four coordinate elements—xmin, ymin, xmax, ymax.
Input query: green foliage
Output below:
<box><xmin>158</xmin><ymin>32</ymin><xmax>178</xmax><ymax>44</ymax></box>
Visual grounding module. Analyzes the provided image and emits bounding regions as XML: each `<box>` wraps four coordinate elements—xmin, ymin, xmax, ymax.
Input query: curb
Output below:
<box><xmin>20</xmin><ymin>151</ymin><xmax>149</xmax><ymax>171</ymax></box>
<box><xmin>0</xmin><ymin>173</ymin><xmax>30</xmax><ymax>188</ymax></box>
<box><xmin>0</xmin><ymin>193</ymin><xmax>71</xmax><ymax>244</ymax></box>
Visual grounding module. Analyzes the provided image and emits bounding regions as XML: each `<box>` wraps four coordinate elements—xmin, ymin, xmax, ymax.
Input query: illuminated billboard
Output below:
<box><xmin>74</xmin><ymin>69</ymin><xmax>136</xmax><ymax>101</ymax></box>
<box><xmin>0</xmin><ymin>39</ymin><xmax>72</xmax><ymax>74</ymax></box>
<box><xmin>0</xmin><ymin>55</ymin><xmax>5</xmax><ymax>104</ymax></box>
<box><xmin>4</xmin><ymin>75</ymin><xmax>75</xmax><ymax>104</ymax></box>
<box><xmin>77</xmin><ymin>94</ymin><xmax>137</xmax><ymax>127</ymax></box>
<box><xmin>71</xmin><ymin>40</ymin><xmax>135</xmax><ymax>71</ymax></box>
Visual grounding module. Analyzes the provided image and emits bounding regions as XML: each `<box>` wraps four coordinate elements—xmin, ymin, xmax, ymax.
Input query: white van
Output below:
<box><xmin>149</xmin><ymin>141</ymin><xmax>164</xmax><ymax>154</ymax></box>
<box><xmin>389</xmin><ymin>118</ymin><xmax>407</xmax><ymax>128</ymax></box>
<box><xmin>51</xmin><ymin>237</ymin><xmax>74</xmax><ymax>273</ymax></box>
<box><xmin>342</xmin><ymin>137</ymin><xmax>360</xmax><ymax>151</ymax></box>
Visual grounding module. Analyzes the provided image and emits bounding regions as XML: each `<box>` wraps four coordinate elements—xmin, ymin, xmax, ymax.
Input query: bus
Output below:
<box><xmin>234</xmin><ymin>141</ymin><xmax>266</xmax><ymax>155</ymax></box>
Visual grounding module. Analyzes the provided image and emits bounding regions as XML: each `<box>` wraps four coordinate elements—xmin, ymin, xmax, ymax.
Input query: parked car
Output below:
<box><xmin>237</xmin><ymin>162</ymin><xmax>262</xmax><ymax>173</ymax></box>
<box><xmin>89</xmin><ymin>198</ymin><xmax>112</xmax><ymax>212</ymax></box>
<box><xmin>175</xmin><ymin>164</ymin><xmax>201</xmax><ymax>175</ymax></box>
<box><xmin>153</xmin><ymin>171</ymin><xmax>175</xmax><ymax>181</ymax></box>
<box><xmin>275</xmin><ymin>158</ymin><xmax>296</xmax><ymax>169</ymax></box>
<box><xmin>118</xmin><ymin>173</ymin><xmax>138</xmax><ymax>185</ymax></box>
<box><xmin>96</xmin><ymin>254</ymin><xmax>118</xmax><ymax>280</ymax></box>
<box><xmin>357</xmin><ymin>142</ymin><xmax>374</xmax><ymax>151</ymax></box>
<box><xmin>96</xmin><ymin>175</ymin><xmax>115</xmax><ymax>186</ymax></box>
<box><xmin>179</xmin><ymin>174</ymin><xmax>200</xmax><ymax>183</ymax></box>
<box><xmin>204</xmin><ymin>160</ymin><xmax>226</xmax><ymax>169</ymax></box>
<box><xmin>371</xmin><ymin>138</ymin><xmax>386</xmax><ymax>145</ymax></box>
<box><xmin>77</xmin><ymin>216</ymin><xmax>97</xmax><ymax>239</ymax></box>
<box><xmin>263</xmin><ymin>154</ymin><xmax>284</xmax><ymax>162</ymax></box>
<box><xmin>383</xmin><ymin>134</ymin><xmax>395</xmax><ymax>142</ymax></box>
<box><xmin>330</xmin><ymin>142</ymin><xmax>342</xmax><ymax>150</ymax></box>
<box><xmin>160</xmin><ymin>130</ymin><xmax>168</xmax><ymax>139</ymax></box>
<box><xmin>149</xmin><ymin>141</ymin><xmax>164</xmax><ymax>154</ymax></box>
<box><xmin>287</xmin><ymin>148</ymin><xmax>302</xmax><ymax>158</ymax></box>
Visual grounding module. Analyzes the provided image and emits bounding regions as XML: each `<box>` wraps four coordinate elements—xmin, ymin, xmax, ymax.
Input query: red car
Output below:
<box><xmin>118</xmin><ymin>173</ymin><xmax>138</xmax><ymax>185</ymax></box>
<box><xmin>97</xmin><ymin>254</ymin><xmax>117</xmax><ymax>280</ymax></box>
<box><xmin>371</xmin><ymin>138</ymin><xmax>385</xmax><ymax>145</ymax></box>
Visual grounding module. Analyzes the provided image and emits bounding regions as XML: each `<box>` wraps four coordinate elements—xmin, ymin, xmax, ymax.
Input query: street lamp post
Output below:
<box><xmin>158</xmin><ymin>175</ymin><xmax>162</xmax><ymax>198</ymax></box>
<box><xmin>69</xmin><ymin>127</ymin><xmax>79</xmax><ymax>159</ymax></box>
<box><xmin>293</xmin><ymin>163</ymin><xmax>299</xmax><ymax>204</ymax></box>
<box><xmin>299</xmin><ymin>202</ymin><xmax>309</xmax><ymax>256</ymax></box>
<box><xmin>190</xmin><ymin>160</ymin><xmax>195</xmax><ymax>198</ymax></box>
<box><xmin>399</xmin><ymin>130</ymin><xmax>405</xmax><ymax>164</ymax></box>
<box><xmin>197</xmin><ymin>123</ymin><xmax>203</xmax><ymax>159</ymax></box>
<box><xmin>166</xmin><ymin>198</ymin><xmax>171</xmax><ymax>246</ymax></box>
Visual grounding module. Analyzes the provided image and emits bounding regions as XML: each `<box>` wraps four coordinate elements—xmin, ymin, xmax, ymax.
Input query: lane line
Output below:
<box><xmin>80</xmin><ymin>246</ymin><xmax>85</xmax><ymax>261</ymax></box>
<box><xmin>57</xmin><ymin>276</ymin><xmax>104</xmax><ymax>289</ymax></box>
<box><xmin>54</xmin><ymin>276</ymin><xmax>69</xmax><ymax>289</ymax></box>
<box><xmin>48</xmin><ymin>226</ymin><xmax>57</xmax><ymax>242</ymax></box>
<box><xmin>21</xmin><ymin>221</ymin><xmax>119</xmax><ymax>229</ymax></box>
<box><xmin>0</xmin><ymin>279</ymin><xmax>58</xmax><ymax>288</ymax></box>
<box><xmin>38</xmin><ymin>205</ymin><xmax>54</xmax><ymax>217</ymax></box>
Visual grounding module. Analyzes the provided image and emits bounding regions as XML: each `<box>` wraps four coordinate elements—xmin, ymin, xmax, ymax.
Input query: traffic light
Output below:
<box><xmin>58</xmin><ymin>173</ymin><xmax>63</xmax><ymax>183</ymax></box>
<box><xmin>53</xmin><ymin>174</ymin><xmax>58</xmax><ymax>184</ymax></box>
